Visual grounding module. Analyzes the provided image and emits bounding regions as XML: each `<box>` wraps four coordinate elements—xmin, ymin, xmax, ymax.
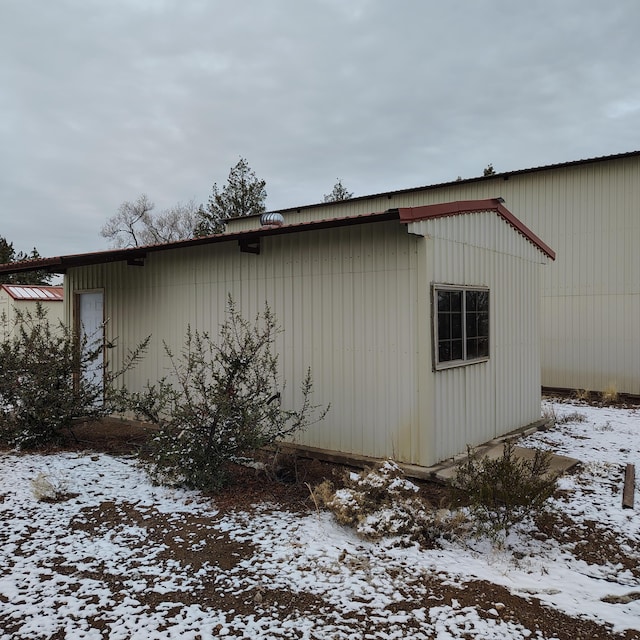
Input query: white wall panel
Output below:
<box><xmin>66</xmin><ymin>207</ymin><xmax>548</xmax><ymax>467</ymax></box>
<box><xmin>268</xmin><ymin>155</ymin><xmax>640</xmax><ymax>394</ymax></box>
<box><xmin>423</xmin><ymin>215</ymin><xmax>543</xmax><ymax>462</ymax></box>
<box><xmin>67</xmin><ymin>223</ymin><xmax>431</xmax><ymax>464</ymax></box>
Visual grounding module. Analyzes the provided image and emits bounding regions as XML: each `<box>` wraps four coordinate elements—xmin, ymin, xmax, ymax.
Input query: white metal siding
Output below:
<box><xmin>414</xmin><ymin>213</ymin><xmax>543</xmax><ymax>461</ymax></box>
<box><xmin>0</xmin><ymin>291</ymin><xmax>10</xmax><ymax>340</ymax></box>
<box><xmin>274</xmin><ymin>156</ymin><xmax>640</xmax><ymax>394</ymax></box>
<box><xmin>1</xmin><ymin>293</ymin><xmax>64</xmax><ymax>340</ymax></box>
<box><xmin>67</xmin><ymin>223</ymin><xmax>432</xmax><ymax>465</ymax></box>
<box><xmin>66</xmin><ymin>215</ymin><xmax>546</xmax><ymax>467</ymax></box>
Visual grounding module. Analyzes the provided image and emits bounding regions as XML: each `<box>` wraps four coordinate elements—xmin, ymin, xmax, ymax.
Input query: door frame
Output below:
<box><xmin>74</xmin><ymin>289</ymin><xmax>105</xmax><ymax>396</ymax></box>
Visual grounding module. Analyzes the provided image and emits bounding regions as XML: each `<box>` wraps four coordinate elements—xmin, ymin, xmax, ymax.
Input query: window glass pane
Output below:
<box><xmin>435</xmin><ymin>287</ymin><xmax>489</xmax><ymax>367</ymax></box>
<box><xmin>466</xmin><ymin>312</ymin><xmax>477</xmax><ymax>338</ymax></box>
<box><xmin>476</xmin><ymin>290</ymin><xmax>489</xmax><ymax>312</ymax></box>
<box><xmin>477</xmin><ymin>313</ymin><xmax>489</xmax><ymax>338</ymax></box>
<box><xmin>437</xmin><ymin>290</ymin><xmax>450</xmax><ymax>312</ymax></box>
<box><xmin>477</xmin><ymin>337</ymin><xmax>489</xmax><ymax>357</ymax></box>
<box><xmin>451</xmin><ymin>312</ymin><xmax>462</xmax><ymax>339</ymax></box>
<box><xmin>466</xmin><ymin>291</ymin><xmax>477</xmax><ymax>311</ymax></box>
<box><xmin>466</xmin><ymin>338</ymin><xmax>477</xmax><ymax>360</ymax></box>
<box><xmin>438</xmin><ymin>314</ymin><xmax>451</xmax><ymax>340</ymax></box>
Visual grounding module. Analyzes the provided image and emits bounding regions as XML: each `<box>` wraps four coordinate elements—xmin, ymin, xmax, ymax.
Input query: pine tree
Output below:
<box><xmin>323</xmin><ymin>178</ymin><xmax>353</xmax><ymax>203</ymax></box>
<box><xmin>195</xmin><ymin>158</ymin><xmax>267</xmax><ymax>236</ymax></box>
<box><xmin>0</xmin><ymin>237</ymin><xmax>51</xmax><ymax>285</ymax></box>
<box><xmin>0</xmin><ymin>237</ymin><xmax>15</xmax><ymax>267</ymax></box>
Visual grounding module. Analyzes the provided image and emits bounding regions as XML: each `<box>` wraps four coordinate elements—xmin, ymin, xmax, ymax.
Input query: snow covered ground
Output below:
<box><xmin>0</xmin><ymin>399</ymin><xmax>639</xmax><ymax>639</ymax></box>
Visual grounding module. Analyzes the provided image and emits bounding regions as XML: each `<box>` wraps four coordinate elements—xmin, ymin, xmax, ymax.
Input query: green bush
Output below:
<box><xmin>134</xmin><ymin>297</ymin><xmax>329</xmax><ymax>491</ymax></box>
<box><xmin>452</xmin><ymin>441</ymin><xmax>558</xmax><ymax>537</ymax></box>
<box><xmin>0</xmin><ymin>305</ymin><xmax>147</xmax><ymax>449</ymax></box>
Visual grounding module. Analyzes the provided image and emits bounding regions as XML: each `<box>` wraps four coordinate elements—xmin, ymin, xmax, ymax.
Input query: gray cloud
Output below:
<box><xmin>2</xmin><ymin>0</ymin><xmax>639</xmax><ymax>255</ymax></box>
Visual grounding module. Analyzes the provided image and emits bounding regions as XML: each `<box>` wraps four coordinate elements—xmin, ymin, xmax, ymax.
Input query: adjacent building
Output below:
<box><xmin>0</xmin><ymin>284</ymin><xmax>64</xmax><ymax>340</ymax></box>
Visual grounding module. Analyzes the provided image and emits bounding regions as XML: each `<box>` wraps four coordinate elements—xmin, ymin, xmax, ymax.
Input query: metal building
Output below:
<box><xmin>0</xmin><ymin>200</ymin><xmax>553</xmax><ymax>468</ymax></box>
<box><xmin>233</xmin><ymin>151</ymin><xmax>639</xmax><ymax>396</ymax></box>
<box><xmin>0</xmin><ymin>284</ymin><xmax>64</xmax><ymax>340</ymax></box>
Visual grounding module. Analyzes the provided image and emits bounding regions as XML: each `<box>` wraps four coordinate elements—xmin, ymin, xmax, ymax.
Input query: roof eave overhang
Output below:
<box><xmin>0</xmin><ymin>210</ymin><xmax>400</xmax><ymax>275</ymax></box>
<box><xmin>0</xmin><ymin>200</ymin><xmax>555</xmax><ymax>275</ymax></box>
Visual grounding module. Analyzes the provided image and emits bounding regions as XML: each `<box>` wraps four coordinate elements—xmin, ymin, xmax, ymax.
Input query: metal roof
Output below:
<box><xmin>0</xmin><ymin>149</ymin><xmax>632</xmax><ymax>277</ymax></box>
<box><xmin>396</xmin><ymin>199</ymin><xmax>555</xmax><ymax>260</ymax></box>
<box><xmin>0</xmin><ymin>210</ymin><xmax>399</xmax><ymax>275</ymax></box>
<box><xmin>1</xmin><ymin>285</ymin><xmax>64</xmax><ymax>301</ymax></box>
<box><xmin>243</xmin><ymin>149</ymin><xmax>640</xmax><ymax>219</ymax></box>
<box><xmin>0</xmin><ymin>200</ymin><xmax>554</xmax><ymax>276</ymax></box>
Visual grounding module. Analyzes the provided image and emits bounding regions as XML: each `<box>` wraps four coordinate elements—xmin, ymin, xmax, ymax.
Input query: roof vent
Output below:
<box><xmin>260</xmin><ymin>212</ymin><xmax>285</xmax><ymax>228</ymax></box>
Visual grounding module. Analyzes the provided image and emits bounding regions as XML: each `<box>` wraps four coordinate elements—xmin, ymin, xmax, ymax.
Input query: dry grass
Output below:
<box><xmin>601</xmin><ymin>382</ymin><xmax>619</xmax><ymax>405</ymax></box>
<box><xmin>574</xmin><ymin>388</ymin><xmax>590</xmax><ymax>402</ymax></box>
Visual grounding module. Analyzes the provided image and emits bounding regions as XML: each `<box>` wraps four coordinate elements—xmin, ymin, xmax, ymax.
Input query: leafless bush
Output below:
<box><xmin>601</xmin><ymin>383</ymin><xmax>620</xmax><ymax>405</ymax></box>
<box><xmin>314</xmin><ymin>460</ymin><xmax>462</xmax><ymax>546</ymax></box>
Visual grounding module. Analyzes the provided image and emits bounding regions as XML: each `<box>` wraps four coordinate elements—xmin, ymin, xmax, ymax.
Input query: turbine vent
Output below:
<box><xmin>260</xmin><ymin>212</ymin><xmax>285</xmax><ymax>228</ymax></box>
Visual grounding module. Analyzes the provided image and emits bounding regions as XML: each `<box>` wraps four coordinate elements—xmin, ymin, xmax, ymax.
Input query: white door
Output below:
<box><xmin>77</xmin><ymin>292</ymin><xmax>104</xmax><ymax>391</ymax></box>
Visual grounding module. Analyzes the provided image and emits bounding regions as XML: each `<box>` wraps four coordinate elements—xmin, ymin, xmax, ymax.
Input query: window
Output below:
<box><xmin>434</xmin><ymin>285</ymin><xmax>489</xmax><ymax>368</ymax></box>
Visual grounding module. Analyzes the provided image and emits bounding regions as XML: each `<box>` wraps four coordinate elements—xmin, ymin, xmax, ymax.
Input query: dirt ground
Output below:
<box><xmin>9</xmin><ymin>418</ymin><xmax>638</xmax><ymax>640</ymax></box>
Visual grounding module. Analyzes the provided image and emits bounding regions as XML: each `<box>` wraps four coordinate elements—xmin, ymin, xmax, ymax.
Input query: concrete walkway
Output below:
<box><xmin>400</xmin><ymin>420</ymin><xmax>580</xmax><ymax>483</ymax></box>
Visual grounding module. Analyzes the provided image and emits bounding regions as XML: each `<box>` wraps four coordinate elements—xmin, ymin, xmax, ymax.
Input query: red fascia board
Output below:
<box><xmin>397</xmin><ymin>199</ymin><xmax>556</xmax><ymax>261</ymax></box>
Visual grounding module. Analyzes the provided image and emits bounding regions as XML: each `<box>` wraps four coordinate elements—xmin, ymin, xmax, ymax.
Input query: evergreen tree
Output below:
<box><xmin>323</xmin><ymin>178</ymin><xmax>353</xmax><ymax>203</ymax></box>
<box><xmin>0</xmin><ymin>237</ymin><xmax>51</xmax><ymax>285</ymax></box>
<box><xmin>195</xmin><ymin>158</ymin><xmax>267</xmax><ymax>236</ymax></box>
<box><xmin>483</xmin><ymin>163</ymin><xmax>496</xmax><ymax>176</ymax></box>
<box><xmin>0</xmin><ymin>237</ymin><xmax>14</xmax><ymax>267</ymax></box>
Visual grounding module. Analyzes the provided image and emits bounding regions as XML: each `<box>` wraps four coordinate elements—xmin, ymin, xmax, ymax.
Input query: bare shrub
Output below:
<box><xmin>453</xmin><ymin>441</ymin><xmax>558</xmax><ymax>538</ymax></box>
<box><xmin>574</xmin><ymin>388</ymin><xmax>590</xmax><ymax>402</ymax></box>
<box><xmin>556</xmin><ymin>411</ymin><xmax>587</xmax><ymax>425</ymax></box>
<box><xmin>314</xmin><ymin>460</ymin><xmax>461</xmax><ymax>546</ymax></box>
<box><xmin>542</xmin><ymin>405</ymin><xmax>558</xmax><ymax>427</ymax></box>
<box><xmin>542</xmin><ymin>406</ymin><xmax>586</xmax><ymax>427</ymax></box>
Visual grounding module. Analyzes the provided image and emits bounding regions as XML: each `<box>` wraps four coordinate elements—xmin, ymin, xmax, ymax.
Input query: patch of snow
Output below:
<box><xmin>0</xmin><ymin>400</ymin><xmax>639</xmax><ymax>637</ymax></box>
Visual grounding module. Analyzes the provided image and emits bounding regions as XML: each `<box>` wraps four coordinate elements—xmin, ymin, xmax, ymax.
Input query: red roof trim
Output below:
<box><xmin>0</xmin><ymin>200</ymin><xmax>554</xmax><ymax>275</ymax></box>
<box><xmin>397</xmin><ymin>199</ymin><xmax>556</xmax><ymax>260</ymax></box>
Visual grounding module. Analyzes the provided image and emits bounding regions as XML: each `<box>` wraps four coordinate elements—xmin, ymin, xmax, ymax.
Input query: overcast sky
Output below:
<box><xmin>2</xmin><ymin>0</ymin><xmax>639</xmax><ymax>257</ymax></box>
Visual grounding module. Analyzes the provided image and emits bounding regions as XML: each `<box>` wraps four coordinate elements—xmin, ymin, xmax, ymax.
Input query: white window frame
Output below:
<box><xmin>432</xmin><ymin>284</ymin><xmax>490</xmax><ymax>370</ymax></box>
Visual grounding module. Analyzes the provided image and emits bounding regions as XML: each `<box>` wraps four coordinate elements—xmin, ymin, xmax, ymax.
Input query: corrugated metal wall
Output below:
<box><xmin>411</xmin><ymin>212</ymin><xmax>544</xmax><ymax>461</ymax></box>
<box><xmin>66</xmin><ymin>222</ymin><xmax>433</xmax><ymax>465</ymax></box>
<box><xmin>0</xmin><ymin>295</ymin><xmax>63</xmax><ymax>340</ymax></box>
<box><xmin>264</xmin><ymin>155</ymin><xmax>640</xmax><ymax>394</ymax></box>
<box><xmin>0</xmin><ymin>291</ymin><xmax>10</xmax><ymax>340</ymax></box>
<box><xmin>66</xmin><ymin>214</ymin><xmax>545</xmax><ymax>467</ymax></box>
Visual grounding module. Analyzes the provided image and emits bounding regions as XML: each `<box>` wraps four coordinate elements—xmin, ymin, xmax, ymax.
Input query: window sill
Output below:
<box><xmin>434</xmin><ymin>357</ymin><xmax>489</xmax><ymax>371</ymax></box>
